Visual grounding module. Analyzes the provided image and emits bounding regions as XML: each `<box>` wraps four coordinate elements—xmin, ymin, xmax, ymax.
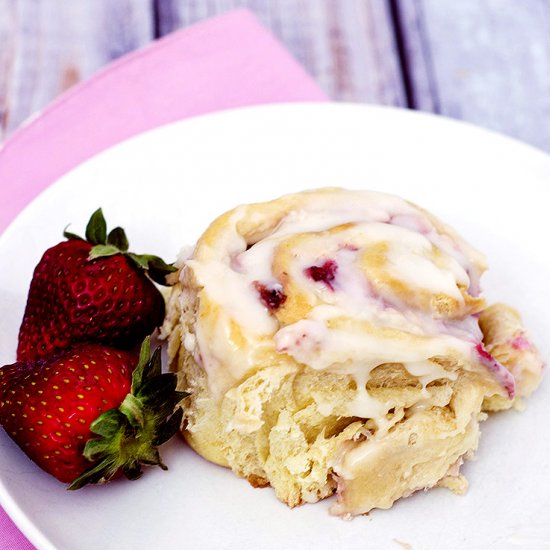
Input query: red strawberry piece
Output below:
<box><xmin>304</xmin><ymin>259</ymin><xmax>338</xmax><ymax>290</ymax></box>
<box><xmin>17</xmin><ymin>209</ymin><xmax>176</xmax><ymax>362</ymax></box>
<box><xmin>253</xmin><ymin>281</ymin><xmax>287</xmax><ymax>311</ymax></box>
<box><xmin>0</xmin><ymin>338</ymin><xmax>186</xmax><ymax>488</ymax></box>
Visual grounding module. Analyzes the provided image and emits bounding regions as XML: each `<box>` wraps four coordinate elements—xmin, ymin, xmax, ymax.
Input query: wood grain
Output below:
<box><xmin>0</xmin><ymin>0</ymin><xmax>12</xmax><ymax>135</ymax></box>
<box><xmin>155</xmin><ymin>0</ymin><xmax>406</xmax><ymax>105</ymax></box>
<box><xmin>0</xmin><ymin>1</ymin><xmax>154</xmax><ymax>139</ymax></box>
<box><xmin>395</xmin><ymin>0</ymin><xmax>550</xmax><ymax>150</ymax></box>
<box><xmin>2</xmin><ymin>1</ymin><xmax>550</xmax><ymax>151</ymax></box>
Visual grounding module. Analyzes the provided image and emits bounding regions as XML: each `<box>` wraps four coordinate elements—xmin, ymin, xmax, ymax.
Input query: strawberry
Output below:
<box><xmin>0</xmin><ymin>338</ymin><xmax>186</xmax><ymax>489</ymax></box>
<box><xmin>17</xmin><ymin>209</ymin><xmax>176</xmax><ymax>362</ymax></box>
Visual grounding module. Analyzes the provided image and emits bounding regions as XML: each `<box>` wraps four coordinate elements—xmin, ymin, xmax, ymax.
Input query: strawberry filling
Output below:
<box><xmin>305</xmin><ymin>259</ymin><xmax>338</xmax><ymax>290</ymax></box>
<box><xmin>475</xmin><ymin>343</ymin><xmax>515</xmax><ymax>398</ymax></box>
<box><xmin>253</xmin><ymin>282</ymin><xmax>287</xmax><ymax>311</ymax></box>
<box><xmin>510</xmin><ymin>334</ymin><xmax>532</xmax><ymax>351</ymax></box>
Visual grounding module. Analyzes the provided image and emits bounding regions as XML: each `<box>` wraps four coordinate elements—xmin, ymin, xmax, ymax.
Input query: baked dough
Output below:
<box><xmin>163</xmin><ymin>188</ymin><xmax>544</xmax><ymax>516</ymax></box>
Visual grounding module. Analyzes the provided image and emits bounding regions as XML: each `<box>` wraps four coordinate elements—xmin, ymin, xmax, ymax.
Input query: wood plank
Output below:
<box><xmin>395</xmin><ymin>0</ymin><xmax>550</xmax><ymax>150</ymax></box>
<box><xmin>0</xmin><ymin>1</ymin><xmax>154</xmax><ymax>139</ymax></box>
<box><xmin>155</xmin><ymin>0</ymin><xmax>406</xmax><ymax>105</ymax></box>
<box><xmin>0</xmin><ymin>0</ymin><xmax>12</xmax><ymax>135</ymax></box>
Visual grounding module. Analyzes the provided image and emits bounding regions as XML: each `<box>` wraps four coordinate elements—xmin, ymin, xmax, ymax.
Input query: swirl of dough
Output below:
<box><xmin>182</xmin><ymin>188</ymin><xmax>505</xmax><ymax>403</ymax></box>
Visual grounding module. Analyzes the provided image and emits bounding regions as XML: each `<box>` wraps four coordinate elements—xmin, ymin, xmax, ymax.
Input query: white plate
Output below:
<box><xmin>1</xmin><ymin>103</ymin><xmax>549</xmax><ymax>550</ymax></box>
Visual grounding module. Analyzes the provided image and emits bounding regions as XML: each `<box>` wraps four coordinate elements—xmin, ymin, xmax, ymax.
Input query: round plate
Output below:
<box><xmin>1</xmin><ymin>103</ymin><xmax>549</xmax><ymax>550</ymax></box>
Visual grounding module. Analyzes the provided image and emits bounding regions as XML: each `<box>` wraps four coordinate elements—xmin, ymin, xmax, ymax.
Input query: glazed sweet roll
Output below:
<box><xmin>163</xmin><ymin>188</ymin><xmax>543</xmax><ymax>516</ymax></box>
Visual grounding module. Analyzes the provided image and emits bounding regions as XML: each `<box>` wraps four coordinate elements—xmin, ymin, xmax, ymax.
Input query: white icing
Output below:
<box><xmin>403</xmin><ymin>360</ymin><xmax>457</xmax><ymax>387</ymax></box>
<box><xmin>183</xmin><ymin>332</ymin><xmax>196</xmax><ymax>353</ymax></box>
<box><xmin>175</xmin><ymin>244</ymin><xmax>195</xmax><ymax>268</ymax></box>
<box><xmin>185</xmin><ymin>189</ymin><xmax>492</xmax><ymax>409</ymax></box>
<box><xmin>188</xmin><ymin>260</ymin><xmax>277</xmax><ymax>335</ymax></box>
<box><xmin>275</xmin><ymin>319</ymin><xmax>472</xmax><ymax>372</ymax></box>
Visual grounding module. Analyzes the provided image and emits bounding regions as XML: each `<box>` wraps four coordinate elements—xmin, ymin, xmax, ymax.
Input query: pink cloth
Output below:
<box><xmin>0</xmin><ymin>9</ymin><xmax>326</xmax><ymax>549</ymax></box>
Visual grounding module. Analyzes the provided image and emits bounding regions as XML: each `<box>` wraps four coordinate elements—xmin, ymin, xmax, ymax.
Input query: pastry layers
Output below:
<box><xmin>163</xmin><ymin>188</ymin><xmax>544</xmax><ymax>515</ymax></box>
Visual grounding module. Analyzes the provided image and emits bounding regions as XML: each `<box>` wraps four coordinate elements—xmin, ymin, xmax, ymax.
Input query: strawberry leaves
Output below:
<box><xmin>64</xmin><ymin>208</ymin><xmax>176</xmax><ymax>285</ymax></box>
<box><xmin>68</xmin><ymin>338</ymin><xmax>188</xmax><ymax>490</ymax></box>
<box><xmin>85</xmin><ymin>208</ymin><xmax>108</xmax><ymax>245</ymax></box>
<box><xmin>107</xmin><ymin>226</ymin><xmax>129</xmax><ymax>251</ymax></box>
<box><xmin>128</xmin><ymin>253</ymin><xmax>177</xmax><ymax>285</ymax></box>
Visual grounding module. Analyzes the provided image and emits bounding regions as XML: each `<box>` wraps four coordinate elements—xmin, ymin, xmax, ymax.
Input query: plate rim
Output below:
<box><xmin>3</xmin><ymin>100</ymin><xmax>550</xmax><ymax>245</ymax></box>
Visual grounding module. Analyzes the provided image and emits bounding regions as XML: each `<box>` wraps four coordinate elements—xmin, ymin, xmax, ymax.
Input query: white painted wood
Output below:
<box><xmin>396</xmin><ymin>0</ymin><xmax>550</xmax><ymax>151</ymax></box>
<box><xmin>0</xmin><ymin>0</ymin><xmax>13</xmax><ymax>135</ymax></box>
<box><xmin>155</xmin><ymin>0</ymin><xmax>406</xmax><ymax>105</ymax></box>
<box><xmin>0</xmin><ymin>1</ymin><xmax>154</xmax><ymax>139</ymax></box>
<box><xmin>4</xmin><ymin>0</ymin><xmax>550</xmax><ymax>151</ymax></box>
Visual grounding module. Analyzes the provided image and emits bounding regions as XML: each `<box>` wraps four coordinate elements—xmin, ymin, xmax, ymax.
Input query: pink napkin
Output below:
<box><xmin>0</xmin><ymin>9</ymin><xmax>326</xmax><ymax>549</ymax></box>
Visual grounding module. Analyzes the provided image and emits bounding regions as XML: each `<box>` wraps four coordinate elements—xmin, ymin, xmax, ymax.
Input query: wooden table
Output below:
<box><xmin>1</xmin><ymin>0</ymin><xmax>549</xmax><ymax>151</ymax></box>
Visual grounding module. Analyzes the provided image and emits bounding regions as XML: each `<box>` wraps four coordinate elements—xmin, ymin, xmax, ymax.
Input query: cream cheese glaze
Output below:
<box><xmin>180</xmin><ymin>188</ymin><xmax>510</xmax><ymax>428</ymax></box>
